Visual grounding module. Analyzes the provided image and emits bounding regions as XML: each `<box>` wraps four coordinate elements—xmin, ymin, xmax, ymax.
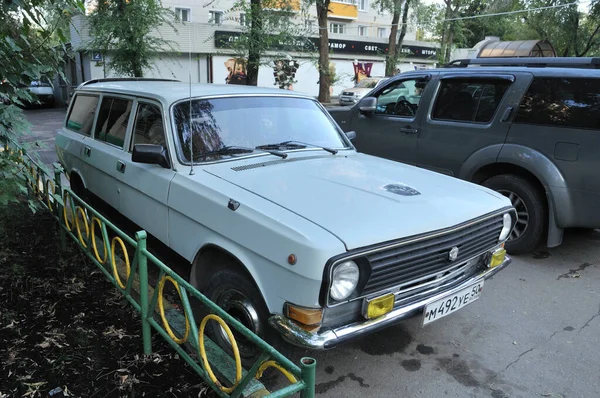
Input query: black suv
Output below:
<box><xmin>327</xmin><ymin>57</ymin><xmax>600</xmax><ymax>254</ymax></box>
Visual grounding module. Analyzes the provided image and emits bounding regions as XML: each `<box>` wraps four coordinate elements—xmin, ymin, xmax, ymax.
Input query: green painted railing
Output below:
<box><xmin>1</xmin><ymin>137</ymin><xmax>316</xmax><ymax>398</ymax></box>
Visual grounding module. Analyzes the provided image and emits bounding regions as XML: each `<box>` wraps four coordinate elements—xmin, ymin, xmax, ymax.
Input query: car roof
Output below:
<box><xmin>393</xmin><ymin>66</ymin><xmax>600</xmax><ymax>81</ymax></box>
<box><xmin>76</xmin><ymin>80</ymin><xmax>313</xmax><ymax>104</ymax></box>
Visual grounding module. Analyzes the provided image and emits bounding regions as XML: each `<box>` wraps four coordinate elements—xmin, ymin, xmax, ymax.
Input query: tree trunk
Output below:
<box><xmin>317</xmin><ymin>0</ymin><xmax>331</xmax><ymax>103</ymax></box>
<box><xmin>396</xmin><ymin>0</ymin><xmax>410</xmax><ymax>63</ymax></box>
<box><xmin>246</xmin><ymin>0</ymin><xmax>262</xmax><ymax>86</ymax></box>
<box><xmin>385</xmin><ymin>0</ymin><xmax>402</xmax><ymax>77</ymax></box>
<box><xmin>440</xmin><ymin>0</ymin><xmax>452</xmax><ymax>64</ymax></box>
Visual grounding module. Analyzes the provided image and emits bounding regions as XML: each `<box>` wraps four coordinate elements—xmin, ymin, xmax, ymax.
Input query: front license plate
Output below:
<box><xmin>422</xmin><ymin>280</ymin><xmax>484</xmax><ymax>326</ymax></box>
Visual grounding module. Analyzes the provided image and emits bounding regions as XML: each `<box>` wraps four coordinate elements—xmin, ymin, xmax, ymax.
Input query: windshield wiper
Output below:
<box><xmin>256</xmin><ymin>141</ymin><xmax>338</xmax><ymax>155</ymax></box>
<box><xmin>195</xmin><ymin>145</ymin><xmax>287</xmax><ymax>160</ymax></box>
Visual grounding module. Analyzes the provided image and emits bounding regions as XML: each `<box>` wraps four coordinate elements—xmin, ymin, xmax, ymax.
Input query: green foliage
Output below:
<box><xmin>1</xmin><ymin>0</ymin><xmax>82</xmax><ymax>207</ymax></box>
<box><xmin>86</xmin><ymin>0</ymin><xmax>177</xmax><ymax>77</ymax></box>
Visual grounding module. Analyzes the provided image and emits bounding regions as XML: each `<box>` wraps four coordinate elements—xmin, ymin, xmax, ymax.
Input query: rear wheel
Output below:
<box><xmin>482</xmin><ymin>174</ymin><xmax>546</xmax><ymax>254</ymax></box>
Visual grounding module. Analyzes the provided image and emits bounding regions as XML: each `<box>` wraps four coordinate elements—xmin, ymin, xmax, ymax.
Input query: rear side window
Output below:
<box><xmin>515</xmin><ymin>77</ymin><xmax>600</xmax><ymax>129</ymax></box>
<box><xmin>66</xmin><ymin>94</ymin><xmax>98</xmax><ymax>135</ymax></box>
<box><xmin>94</xmin><ymin>97</ymin><xmax>133</xmax><ymax>148</ymax></box>
<box><xmin>432</xmin><ymin>79</ymin><xmax>510</xmax><ymax>123</ymax></box>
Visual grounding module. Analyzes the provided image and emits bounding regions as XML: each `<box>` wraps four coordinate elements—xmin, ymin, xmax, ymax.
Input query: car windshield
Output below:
<box><xmin>356</xmin><ymin>79</ymin><xmax>380</xmax><ymax>89</ymax></box>
<box><xmin>172</xmin><ymin>96</ymin><xmax>350</xmax><ymax>163</ymax></box>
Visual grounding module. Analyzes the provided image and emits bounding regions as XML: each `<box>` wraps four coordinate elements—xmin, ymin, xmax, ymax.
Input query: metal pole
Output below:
<box><xmin>54</xmin><ymin>167</ymin><xmax>66</xmax><ymax>252</ymax></box>
<box><xmin>136</xmin><ymin>230</ymin><xmax>152</xmax><ymax>355</ymax></box>
<box><xmin>300</xmin><ymin>357</ymin><xmax>317</xmax><ymax>398</ymax></box>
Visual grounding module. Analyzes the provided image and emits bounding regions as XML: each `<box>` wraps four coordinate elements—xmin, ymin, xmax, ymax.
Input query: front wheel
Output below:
<box><xmin>482</xmin><ymin>174</ymin><xmax>547</xmax><ymax>255</ymax></box>
<box><xmin>201</xmin><ymin>267</ymin><xmax>300</xmax><ymax>371</ymax></box>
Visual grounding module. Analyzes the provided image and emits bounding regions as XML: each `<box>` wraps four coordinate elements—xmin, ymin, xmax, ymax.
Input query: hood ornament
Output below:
<box><xmin>383</xmin><ymin>183</ymin><xmax>420</xmax><ymax>196</ymax></box>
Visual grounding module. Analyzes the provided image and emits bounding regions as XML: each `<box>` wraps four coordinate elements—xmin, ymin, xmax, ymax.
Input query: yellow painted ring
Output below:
<box><xmin>62</xmin><ymin>191</ymin><xmax>73</xmax><ymax>231</ymax></box>
<box><xmin>198</xmin><ymin>314</ymin><xmax>243</xmax><ymax>393</ymax></box>
<box><xmin>74</xmin><ymin>206</ymin><xmax>90</xmax><ymax>248</ymax></box>
<box><xmin>29</xmin><ymin>166</ymin><xmax>36</xmax><ymax>190</ymax></box>
<box><xmin>157</xmin><ymin>276</ymin><xmax>190</xmax><ymax>344</ymax></box>
<box><xmin>111</xmin><ymin>237</ymin><xmax>131</xmax><ymax>289</ymax></box>
<box><xmin>35</xmin><ymin>173</ymin><xmax>43</xmax><ymax>198</ymax></box>
<box><xmin>91</xmin><ymin>217</ymin><xmax>108</xmax><ymax>264</ymax></box>
<box><xmin>45</xmin><ymin>179</ymin><xmax>55</xmax><ymax>211</ymax></box>
<box><xmin>256</xmin><ymin>360</ymin><xmax>298</xmax><ymax>383</ymax></box>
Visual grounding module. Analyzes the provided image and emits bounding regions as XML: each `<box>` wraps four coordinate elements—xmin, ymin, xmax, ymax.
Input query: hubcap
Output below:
<box><xmin>497</xmin><ymin>189</ymin><xmax>529</xmax><ymax>241</ymax></box>
<box><xmin>215</xmin><ymin>289</ymin><xmax>261</xmax><ymax>358</ymax></box>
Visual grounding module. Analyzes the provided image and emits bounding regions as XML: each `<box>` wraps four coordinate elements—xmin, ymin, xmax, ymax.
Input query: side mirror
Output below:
<box><xmin>359</xmin><ymin>97</ymin><xmax>377</xmax><ymax>115</ymax></box>
<box><xmin>132</xmin><ymin>144</ymin><xmax>170</xmax><ymax>169</ymax></box>
<box><xmin>345</xmin><ymin>130</ymin><xmax>357</xmax><ymax>141</ymax></box>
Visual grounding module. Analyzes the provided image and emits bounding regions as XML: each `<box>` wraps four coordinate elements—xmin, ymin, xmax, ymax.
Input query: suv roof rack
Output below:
<box><xmin>444</xmin><ymin>57</ymin><xmax>600</xmax><ymax>69</ymax></box>
<box><xmin>78</xmin><ymin>77</ymin><xmax>181</xmax><ymax>87</ymax></box>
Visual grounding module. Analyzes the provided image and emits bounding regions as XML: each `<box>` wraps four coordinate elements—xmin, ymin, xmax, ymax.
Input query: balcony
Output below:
<box><xmin>328</xmin><ymin>1</ymin><xmax>358</xmax><ymax>20</ymax></box>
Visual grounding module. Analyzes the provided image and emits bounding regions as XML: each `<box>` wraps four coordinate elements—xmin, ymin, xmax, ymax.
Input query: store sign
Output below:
<box><xmin>214</xmin><ymin>31</ymin><xmax>438</xmax><ymax>58</ymax></box>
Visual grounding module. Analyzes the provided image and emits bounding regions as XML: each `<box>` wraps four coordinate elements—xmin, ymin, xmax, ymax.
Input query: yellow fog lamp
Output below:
<box><xmin>363</xmin><ymin>293</ymin><xmax>395</xmax><ymax>320</ymax></box>
<box><xmin>488</xmin><ymin>247</ymin><xmax>507</xmax><ymax>268</ymax></box>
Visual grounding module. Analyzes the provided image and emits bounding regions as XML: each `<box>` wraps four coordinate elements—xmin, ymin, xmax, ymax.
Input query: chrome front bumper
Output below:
<box><xmin>269</xmin><ymin>255</ymin><xmax>510</xmax><ymax>350</ymax></box>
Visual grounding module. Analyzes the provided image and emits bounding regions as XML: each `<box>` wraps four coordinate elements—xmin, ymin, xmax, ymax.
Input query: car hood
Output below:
<box><xmin>203</xmin><ymin>151</ymin><xmax>511</xmax><ymax>250</ymax></box>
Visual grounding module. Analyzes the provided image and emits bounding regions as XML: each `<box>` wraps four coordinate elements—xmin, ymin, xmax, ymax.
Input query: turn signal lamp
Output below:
<box><xmin>364</xmin><ymin>293</ymin><xmax>395</xmax><ymax>319</ymax></box>
<box><xmin>488</xmin><ymin>248</ymin><xmax>506</xmax><ymax>268</ymax></box>
<box><xmin>286</xmin><ymin>305</ymin><xmax>323</xmax><ymax>326</ymax></box>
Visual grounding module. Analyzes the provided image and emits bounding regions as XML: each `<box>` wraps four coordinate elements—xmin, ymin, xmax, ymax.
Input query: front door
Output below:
<box><xmin>349</xmin><ymin>75</ymin><xmax>433</xmax><ymax>166</ymax></box>
<box><xmin>417</xmin><ymin>73</ymin><xmax>533</xmax><ymax>176</ymax></box>
<box><xmin>114</xmin><ymin>101</ymin><xmax>175</xmax><ymax>246</ymax></box>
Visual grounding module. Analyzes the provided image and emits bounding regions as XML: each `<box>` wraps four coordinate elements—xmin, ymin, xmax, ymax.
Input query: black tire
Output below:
<box><xmin>199</xmin><ymin>266</ymin><xmax>302</xmax><ymax>374</ymax></box>
<box><xmin>482</xmin><ymin>174</ymin><xmax>547</xmax><ymax>255</ymax></box>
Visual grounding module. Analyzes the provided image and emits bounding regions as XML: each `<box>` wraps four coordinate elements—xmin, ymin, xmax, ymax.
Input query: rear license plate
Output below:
<box><xmin>422</xmin><ymin>280</ymin><xmax>484</xmax><ymax>326</ymax></box>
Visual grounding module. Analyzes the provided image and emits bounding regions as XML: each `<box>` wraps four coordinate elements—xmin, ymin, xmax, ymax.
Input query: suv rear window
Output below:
<box><xmin>66</xmin><ymin>94</ymin><xmax>99</xmax><ymax>135</ymax></box>
<box><xmin>515</xmin><ymin>77</ymin><xmax>600</xmax><ymax>130</ymax></box>
<box><xmin>432</xmin><ymin>79</ymin><xmax>510</xmax><ymax>123</ymax></box>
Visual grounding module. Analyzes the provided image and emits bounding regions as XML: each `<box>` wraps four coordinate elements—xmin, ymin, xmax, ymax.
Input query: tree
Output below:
<box><xmin>1</xmin><ymin>0</ymin><xmax>82</xmax><ymax>207</ymax></box>
<box><xmin>315</xmin><ymin>0</ymin><xmax>331</xmax><ymax>102</ymax></box>
<box><xmin>378</xmin><ymin>0</ymin><xmax>412</xmax><ymax>76</ymax></box>
<box><xmin>86</xmin><ymin>0</ymin><xmax>176</xmax><ymax>77</ymax></box>
<box><xmin>223</xmin><ymin>0</ymin><xmax>309</xmax><ymax>86</ymax></box>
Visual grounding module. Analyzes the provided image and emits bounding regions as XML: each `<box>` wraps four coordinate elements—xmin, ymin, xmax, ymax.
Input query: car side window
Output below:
<box><xmin>94</xmin><ymin>97</ymin><xmax>133</xmax><ymax>148</ymax></box>
<box><xmin>131</xmin><ymin>103</ymin><xmax>166</xmax><ymax>149</ymax></box>
<box><xmin>514</xmin><ymin>77</ymin><xmax>600</xmax><ymax>129</ymax></box>
<box><xmin>374</xmin><ymin>78</ymin><xmax>428</xmax><ymax>117</ymax></box>
<box><xmin>66</xmin><ymin>94</ymin><xmax>98</xmax><ymax>135</ymax></box>
<box><xmin>431</xmin><ymin>79</ymin><xmax>510</xmax><ymax>123</ymax></box>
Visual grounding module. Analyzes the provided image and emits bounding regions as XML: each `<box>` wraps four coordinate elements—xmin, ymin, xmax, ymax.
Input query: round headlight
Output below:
<box><xmin>330</xmin><ymin>260</ymin><xmax>360</xmax><ymax>301</ymax></box>
<box><xmin>499</xmin><ymin>213</ymin><xmax>513</xmax><ymax>241</ymax></box>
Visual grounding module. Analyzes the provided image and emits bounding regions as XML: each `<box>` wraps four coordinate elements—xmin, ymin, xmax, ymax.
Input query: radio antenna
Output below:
<box><xmin>188</xmin><ymin>23</ymin><xmax>195</xmax><ymax>175</ymax></box>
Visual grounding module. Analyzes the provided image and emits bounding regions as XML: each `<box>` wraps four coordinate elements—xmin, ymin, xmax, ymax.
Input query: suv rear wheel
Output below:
<box><xmin>482</xmin><ymin>174</ymin><xmax>546</xmax><ymax>254</ymax></box>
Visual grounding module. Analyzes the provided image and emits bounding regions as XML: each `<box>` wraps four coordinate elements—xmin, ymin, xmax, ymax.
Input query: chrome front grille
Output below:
<box><xmin>342</xmin><ymin>92</ymin><xmax>354</xmax><ymax>96</ymax></box>
<box><xmin>363</xmin><ymin>215</ymin><xmax>503</xmax><ymax>296</ymax></box>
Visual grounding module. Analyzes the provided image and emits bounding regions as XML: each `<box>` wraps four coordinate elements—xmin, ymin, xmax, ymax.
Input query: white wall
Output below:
<box><xmin>88</xmin><ymin>54</ymin><xmax>204</xmax><ymax>82</ymax></box>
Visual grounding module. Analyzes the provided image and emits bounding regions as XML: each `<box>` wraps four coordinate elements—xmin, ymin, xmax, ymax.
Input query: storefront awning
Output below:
<box><xmin>477</xmin><ymin>40</ymin><xmax>556</xmax><ymax>58</ymax></box>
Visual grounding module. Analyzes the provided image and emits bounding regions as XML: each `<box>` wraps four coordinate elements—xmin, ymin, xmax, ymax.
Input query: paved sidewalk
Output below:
<box><xmin>22</xmin><ymin>107</ymin><xmax>66</xmax><ymax>166</ymax></box>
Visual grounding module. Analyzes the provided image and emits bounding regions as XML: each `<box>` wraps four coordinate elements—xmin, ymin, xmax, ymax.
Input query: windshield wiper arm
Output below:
<box><xmin>256</xmin><ymin>141</ymin><xmax>338</xmax><ymax>155</ymax></box>
<box><xmin>195</xmin><ymin>145</ymin><xmax>287</xmax><ymax>160</ymax></box>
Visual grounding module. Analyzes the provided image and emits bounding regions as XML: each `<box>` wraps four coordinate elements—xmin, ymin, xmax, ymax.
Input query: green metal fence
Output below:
<box><xmin>1</xmin><ymin>137</ymin><xmax>317</xmax><ymax>398</ymax></box>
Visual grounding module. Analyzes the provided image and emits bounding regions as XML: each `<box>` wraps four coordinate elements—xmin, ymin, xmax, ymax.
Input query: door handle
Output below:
<box><xmin>84</xmin><ymin>146</ymin><xmax>91</xmax><ymax>157</ymax></box>
<box><xmin>116</xmin><ymin>160</ymin><xmax>126</xmax><ymax>173</ymax></box>
<box><xmin>501</xmin><ymin>106</ymin><xmax>514</xmax><ymax>122</ymax></box>
<box><xmin>400</xmin><ymin>127</ymin><xmax>418</xmax><ymax>135</ymax></box>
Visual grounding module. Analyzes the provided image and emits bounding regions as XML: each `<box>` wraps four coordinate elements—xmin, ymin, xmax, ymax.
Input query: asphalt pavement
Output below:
<box><xmin>24</xmin><ymin>108</ymin><xmax>600</xmax><ymax>398</ymax></box>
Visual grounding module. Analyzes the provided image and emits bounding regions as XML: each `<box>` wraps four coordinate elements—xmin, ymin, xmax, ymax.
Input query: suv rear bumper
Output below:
<box><xmin>269</xmin><ymin>255</ymin><xmax>510</xmax><ymax>350</ymax></box>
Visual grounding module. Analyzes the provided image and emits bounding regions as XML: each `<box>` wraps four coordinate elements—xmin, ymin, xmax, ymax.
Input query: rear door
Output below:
<box><xmin>349</xmin><ymin>74</ymin><xmax>434</xmax><ymax>166</ymax></box>
<box><xmin>85</xmin><ymin>94</ymin><xmax>135</xmax><ymax>210</ymax></box>
<box><xmin>114</xmin><ymin>100</ymin><xmax>175</xmax><ymax>245</ymax></box>
<box><xmin>417</xmin><ymin>73</ymin><xmax>533</xmax><ymax>176</ymax></box>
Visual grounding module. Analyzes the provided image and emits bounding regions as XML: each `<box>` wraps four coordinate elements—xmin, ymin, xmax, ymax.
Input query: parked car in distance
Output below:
<box><xmin>25</xmin><ymin>77</ymin><xmax>55</xmax><ymax>107</ymax></box>
<box><xmin>55</xmin><ymin>78</ymin><xmax>515</xmax><ymax>363</ymax></box>
<box><xmin>338</xmin><ymin>77</ymin><xmax>387</xmax><ymax>106</ymax></box>
<box><xmin>328</xmin><ymin>57</ymin><xmax>600</xmax><ymax>255</ymax></box>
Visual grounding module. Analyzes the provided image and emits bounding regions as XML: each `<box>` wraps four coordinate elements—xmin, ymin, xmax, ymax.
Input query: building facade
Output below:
<box><xmin>69</xmin><ymin>0</ymin><xmax>439</xmax><ymax>98</ymax></box>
